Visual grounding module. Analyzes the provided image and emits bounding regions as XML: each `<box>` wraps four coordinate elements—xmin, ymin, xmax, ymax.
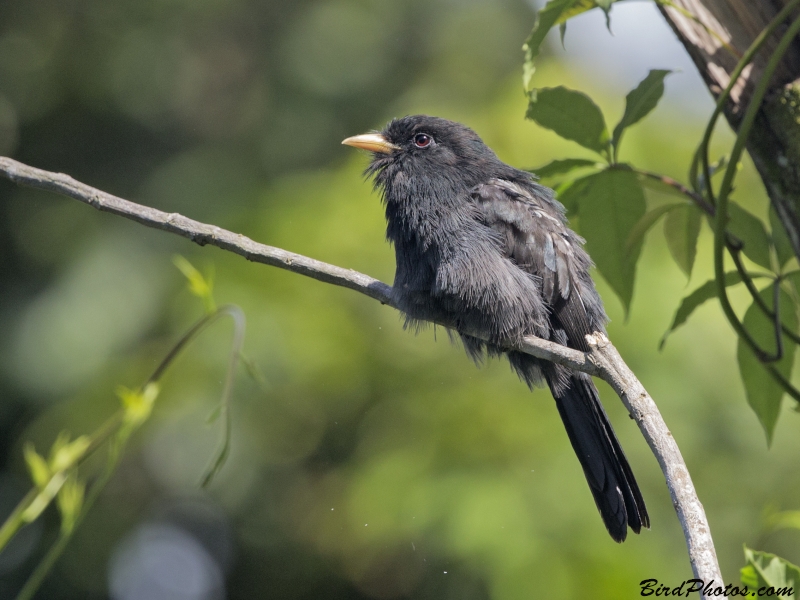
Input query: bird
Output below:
<box><xmin>342</xmin><ymin>115</ymin><xmax>648</xmax><ymax>542</ymax></box>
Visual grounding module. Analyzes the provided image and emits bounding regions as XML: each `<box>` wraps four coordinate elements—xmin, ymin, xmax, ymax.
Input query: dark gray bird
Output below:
<box><xmin>343</xmin><ymin>115</ymin><xmax>648</xmax><ymax>542</ymax></box>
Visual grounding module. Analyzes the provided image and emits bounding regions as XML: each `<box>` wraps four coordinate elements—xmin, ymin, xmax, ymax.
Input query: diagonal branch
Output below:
<box><xmin>0</xmin><ymin>156</ymin><xmax>724</xmax><ymax>590</ymax></box>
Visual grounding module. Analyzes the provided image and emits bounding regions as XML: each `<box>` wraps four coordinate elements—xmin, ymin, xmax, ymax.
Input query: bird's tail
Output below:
<box><xmin>548</xmin><ymin>373</ymin><xmax>649</xmax><ymax>542</ymax></box>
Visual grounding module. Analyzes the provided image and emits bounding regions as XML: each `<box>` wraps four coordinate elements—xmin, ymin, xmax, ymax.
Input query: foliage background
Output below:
<box><xmin>0</xmin><ymin>0</ymin><xmax>798</xmax><ymax>598</ymax></box>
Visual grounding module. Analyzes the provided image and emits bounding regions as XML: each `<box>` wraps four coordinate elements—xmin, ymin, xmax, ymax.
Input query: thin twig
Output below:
<box><xmin>633</xmin><ymin>167</ymin><xmax>715</xmax><ymax>216</ymax></box>
<box><xmin>728</xmin><ymin>250</ymin><xmax>800</xmax><ymax>348</ymax></box>
<box><xmin>632</xmin><ymin>166</ymin><xmax>800</xmax><ymax>348</ymax></box>
<box><xmin>584</xmin><ymin>332</ymin><xmax>722</xmax><ymax>589</ymax></box>
<box><xmin>0</xmin><ymin>156</ymin><xmax>724</xmax><ymax>589</ymax></box>
<box><xmin>765</xmin><ymin>363</ymin><xmax>800</xmax><ymax>402</ymax></box>
<box><xmin>10</xmin><ymin>304</ymin><xmax>245</xmax><ymax>599</ymax></box>
<box><xmin>0</xmin><ymin>158</ymin><xmax>392</xmax><ymax>305</ymax></box>
<box><xmin>0</xmin><ymin>488</ymin><xmax>38</xmax><ymax>551</ymax></box>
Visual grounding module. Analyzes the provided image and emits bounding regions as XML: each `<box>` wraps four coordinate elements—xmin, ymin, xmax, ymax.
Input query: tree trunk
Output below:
<box><xmin>658</xmin><ymin>0</ymin><xmax>800</xmax><ymax>259</ymax></box>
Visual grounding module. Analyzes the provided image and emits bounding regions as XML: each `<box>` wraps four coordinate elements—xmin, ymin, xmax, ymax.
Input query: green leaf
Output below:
<box><xmin>664</xmin><ymin>204</ymin><xmax>702</xmax><ymax>277</ymax></box>
<box><xmin>659</xmin><ymin>271</ymin><xmax>745</xmax><ymax>349</ymax></box>
<box><xmin>117</xmin><ymin>382</ymin><xmax>160</xmax><ymax>427</ymax></box>
<box><xmin>56</xmin><ymin>471</ymin><xmax>85</xmax><ymax>534</ymax></box>
<box><xmin>597</xmin><ymin>0</ymin><xmax>614</xmax><ymax>29</ymax></box>
<box><xmin>625</xmin><ymin>203</ymin><xmax>682</xmax><ymax>254</ymax></box>
<box><xmin>526</xmin><ymin>86</ymin><xmax>609</xmax><ymax>155</ymax></box>
<box><xmin>24</xmin><ymin>443</ymin><xmax>50</xmax><ymax>489</ymax></box>
<box><xmin>522</xmin><ymin>0</ymin><xmax>580</xmax><ymax>90</ymax></box>
<box><xmin>48</xmin><ymin>431</ymin><xmax>71</xmax><ymax>466</ymax></box>
<box><xmin>737</xmin><ymin>285</ymin><xmax>797</xmax><ymax>444</ymax></box>
<box><xmin>785</xmin><ymin>272</ymin><xmax>800</xmax><ymax>308</ymax></box>
<box><xmin>173</xmin><ymin>255</ymin><xmax>217</xmax><ymax>314</ymax></box>
<box><xmin>554</xmin><ymin>174</ymin><xmax>592</xmax><ymax>215</ymax></box>
<box><xmin>21</xmin><ymin>472</ymin><xmax>66</xmax><ymax>524</ymax></box>
<box><xmin>741</xmin><ymin>546</ymin><xmax>800</xmax><ymax>598</ymax></box>
<box><xmin>50</xmin><ymin>435</ymin><xmax>90</xmax><ymax>473</ymax></box>
<box><xmin>556</xmin><ymin>0</ymin><xmax>619</xmax><ymax>26</ymax></box>
<box><xmin>728</xmin><ymin>202</ymin><xmax>772</xmax><ymax>270</ymax></box>
<box><xmin>612</xmin><ymin>70</ymin><xmax>671</xmax><ymax>154</ymax></box>
<box><xmin>764</xmin><ymin>508</ymin><xmax>800</xmax><ymax>533</ymax></box>
<box><xmin>576</xmin><ymin>169</ymin><xmax>646</xmax><ymax>313</ymax></box>
<box><xmin>770</xmin><ymin>206</ymin><xmax>796</xmax><ymax>268</ymax></box>
<box><xmin>531</xmin><ymin>158</ymin><xmax>599</xmax><ymax>179</ymax></box>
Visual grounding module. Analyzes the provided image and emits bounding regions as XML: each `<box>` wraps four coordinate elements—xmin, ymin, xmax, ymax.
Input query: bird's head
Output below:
<box><xmin>342</xmin><ymin>115</ymin><xmax>511</xmax><ymax>197</ymax></box>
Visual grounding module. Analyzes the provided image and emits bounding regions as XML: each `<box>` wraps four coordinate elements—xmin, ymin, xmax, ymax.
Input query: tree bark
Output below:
<box><xmin>658</xmin><ymin>0</ymin><xmax>800</xmax><ymax>258</ymax></box>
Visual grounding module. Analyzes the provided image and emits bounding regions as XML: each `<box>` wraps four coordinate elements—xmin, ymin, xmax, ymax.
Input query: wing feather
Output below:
<box><xmin>472</xmin><ymin>178</ymin><xmax>607</xmax><ymax>349</ymax></box>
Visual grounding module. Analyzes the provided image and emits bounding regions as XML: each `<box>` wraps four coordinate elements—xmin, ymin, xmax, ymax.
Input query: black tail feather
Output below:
<box><xmin>550</xmin><ymin>373</ymin><xmax>649</xmax><ymax>542</ymax></box>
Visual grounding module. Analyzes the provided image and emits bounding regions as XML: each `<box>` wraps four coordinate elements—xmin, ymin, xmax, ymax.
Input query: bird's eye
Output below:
<box><xmin>413</xmin><ymin>133</ymin><xmax>432</xmax><ymax>148</ymax></box>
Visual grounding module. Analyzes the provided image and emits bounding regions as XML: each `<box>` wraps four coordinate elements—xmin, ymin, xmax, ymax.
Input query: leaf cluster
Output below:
<box><xmin>522</xmin><ymin>0</ymin><xmax>800</xmax><ymax>588</ymax></box>
<box><xmin>523</xmin><ymin>0</ymin><xmax>800</xmax><ymax>445</ymax></box>
<box><xmin>0</xmin><ymin>258</ymin><xmax>248</xmax><ymax>600</ymax></box>
<box><xmin>526</xmin><ymin>69</ymin><xmax>671</xmax><ymax>313</ymax></box>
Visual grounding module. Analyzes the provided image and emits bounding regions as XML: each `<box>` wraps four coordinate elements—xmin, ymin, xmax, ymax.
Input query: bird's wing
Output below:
<box><xmin>472</xmin><ymin>179</ymin><xmax>645</xmax><ymax>542</ymax></box>
<box><xmin>471</xmin><ymin>178</ymin><xmax>606</xmax><ymax>350</ymax></box>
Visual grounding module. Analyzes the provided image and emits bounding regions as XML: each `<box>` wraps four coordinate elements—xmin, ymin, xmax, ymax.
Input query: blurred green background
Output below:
<box><xmin>1</xmin><ymin>0</ymin><xmax>799</xmax><ymax>598</ymax></box>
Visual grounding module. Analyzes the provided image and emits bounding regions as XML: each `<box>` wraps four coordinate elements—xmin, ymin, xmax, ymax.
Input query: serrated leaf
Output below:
<box><xmin>522</xmin><ymin>0</ymin><xmax>621</xmax><ymax>89</ymax></box>
<box><xmin>770</xmin><ymin>206</ymin><xmax>796</xmax><ymax>268</ymax></box>
<box><xmin>556</xmin><ymin>0</ymin><xmax>619</xmax><ymax>25</ymax></box>
<box><xmin>577</xmin><ymin>169</ymin><xmax>646</xmax><ymax>313</ymax></box>
<box><xmin>728</xmin><ymin>202</ymin><xmax>772</xmax><ymax>270</ymax></box>
<box><xmin>664</xmin><ymin>204</ymin><xmax>702</xmax><ymax>277</ymax></box>
<box><xmin>612</xmin><ymin>70</ymin><xmax>671</xmax><ymax>153</ymax></box>
<box><xmin>526</xmin><ymin>87</ymin><xmax>609</xmax><ymax>155</ymax></box>
<box><xmin>555</xmin><ymin>0</ymin><xmax>596</xmax><ymax>23</ymax></box>
<box><xmin>741</xmin><ymin>546</ymin><xmax>800</xmax><ymax>598</ymax></box>
<box><xmin>625</xmin><ymin>203</ymin><xmax>682</xmax><ymax>254</ymax></box>
<box><xmin>738</xmin><ymin>285</ymin><xmax>797</xmax><ymax>444</ymax></box>
<box><xmin>522</xmin><ymin>0</ymin><xmax>580</xmax><ymax>90</ymax></box>
<box><xmin>660</xmin><ymin>271</ymin><xmax>747</xmax><ymax>348</ymax></box>
<box><xmin>531</xmin><ymin>158</ymin><xmax>599</xmax><ymax>179</ymax></box>
<box><xmin>598</xmin><ymin>0</ymin><xmax>614</xmax><ymax>29</ymax></box>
